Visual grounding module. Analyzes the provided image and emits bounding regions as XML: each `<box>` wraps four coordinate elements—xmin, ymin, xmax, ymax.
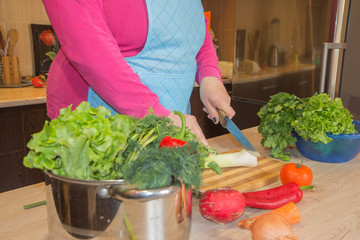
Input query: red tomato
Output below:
<box><xmin>32</xmin><ymin>76</ymin><xmax>45</xmax><ymax>88</ymax></box>
<box><xmin>280</xmin><ymin>163</ymin><xmax>313</xmax><ymax>187</ymax></box>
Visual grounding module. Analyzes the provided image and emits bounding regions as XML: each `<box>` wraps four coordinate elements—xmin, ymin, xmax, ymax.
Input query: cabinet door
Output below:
<box><xmin>279</xmin><ymin>69</ymin><xmax>319</xmax><ymax>98</ymax></box>
<box><xmin>0</xmin><ymin>104</ymin><xmax>49</xmax><ymax>192</ymax></box>
<box><xmin>232</xmin><ymin>78</ymin><xmax>280</xmax><ymax>102</ymax></box>
<box><xmin>230</xmin><ymin>98</ymin><xmax>264</xmax><ymax>130</ymax></box>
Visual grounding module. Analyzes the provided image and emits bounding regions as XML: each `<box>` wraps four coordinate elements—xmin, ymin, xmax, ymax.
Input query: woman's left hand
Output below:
<box><xmin>199</xmin><ymin>76</ymin><xmax>235</xmax><ymax>124</ymax></box>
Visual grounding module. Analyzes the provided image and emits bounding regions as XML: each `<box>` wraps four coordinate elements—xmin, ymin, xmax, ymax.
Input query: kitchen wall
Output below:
<box><xmin>202</xmin><ymin>0</ymin><xmax>236</xmax><ymax>62</ymax></box>
<box><xmin>0</xmin><ymin>0</ymin><xmax>50</xmax><ymax>77</ymax></box>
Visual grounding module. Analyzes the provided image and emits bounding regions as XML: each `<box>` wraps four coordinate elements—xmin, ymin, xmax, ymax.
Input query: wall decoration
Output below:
<box><xmin>31</xmin><ymin>24</ymin><xmax>60</xmax><ymax>75</ymax></box>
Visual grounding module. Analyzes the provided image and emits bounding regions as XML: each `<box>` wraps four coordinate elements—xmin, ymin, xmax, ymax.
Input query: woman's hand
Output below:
<box><xmin>167</xmin><ymin>112</ymin><xmax>209</xmax><ymax>146</ymax></box>
<box><xmin>199</xmin><ymin>76</ymin><xmax>235</xmax><ymax>123</ymax></box>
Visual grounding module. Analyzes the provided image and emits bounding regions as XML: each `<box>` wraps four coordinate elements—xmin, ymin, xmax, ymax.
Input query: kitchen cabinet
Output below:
<box><xmin>233</xmin><ymin>66</ymin><xmax>319</xmax><ymax>102</ymax></box>
<box><xmin>0</xmin><ymin>104</ymin><xmax>49</xmax><ymax>193</ymax></box>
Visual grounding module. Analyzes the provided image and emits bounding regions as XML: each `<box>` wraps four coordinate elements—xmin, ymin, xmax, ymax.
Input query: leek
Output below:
<box><xmin>205</xmin><ymin>149</ymin><xmax>258</xmax><ymax>168</ymax></box>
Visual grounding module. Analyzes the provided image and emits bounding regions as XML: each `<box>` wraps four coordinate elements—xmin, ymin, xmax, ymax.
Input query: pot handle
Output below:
<box><xmin>97</xmin><ymin>183</ymin><xmax>180</xmax><ymax>201</ymax></box>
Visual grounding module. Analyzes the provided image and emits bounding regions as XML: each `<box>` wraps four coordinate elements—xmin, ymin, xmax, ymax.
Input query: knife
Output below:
<box><xmin>218</xmin><ymin>110</ymin><xmax>261</xmax><ymax>157</ymax></box>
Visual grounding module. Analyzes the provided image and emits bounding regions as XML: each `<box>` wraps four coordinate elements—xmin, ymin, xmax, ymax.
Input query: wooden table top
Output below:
<box><xmin>1</xmin><ymin>127</ymin><xmax>359</xmax><ymax>240</ymax></box>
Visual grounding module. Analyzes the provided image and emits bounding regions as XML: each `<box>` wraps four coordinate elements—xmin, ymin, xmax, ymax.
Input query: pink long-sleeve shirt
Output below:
<box><xmin>43</xmin><ymin>0</ymin><xmax>221</xmax><ymax>119</ymax></box>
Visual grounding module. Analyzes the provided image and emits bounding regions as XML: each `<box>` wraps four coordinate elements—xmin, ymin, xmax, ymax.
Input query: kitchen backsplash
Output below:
<box><xmin>1</xmin><ymin>0</ymin><xmax>50</xmax><ymax>76</ymax></box>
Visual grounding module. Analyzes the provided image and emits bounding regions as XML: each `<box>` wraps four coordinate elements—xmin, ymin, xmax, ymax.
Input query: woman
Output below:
<box><xmin>43</xmin><ymin>0</ymin><xmax>235</xmax><ymax>145</ymax></box>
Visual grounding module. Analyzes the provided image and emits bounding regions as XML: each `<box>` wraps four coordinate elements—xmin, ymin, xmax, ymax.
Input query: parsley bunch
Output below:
<box><xmin>257</xmin><ymin>92</ymin><xmax>304</xmax><ymax>161</ymax></box>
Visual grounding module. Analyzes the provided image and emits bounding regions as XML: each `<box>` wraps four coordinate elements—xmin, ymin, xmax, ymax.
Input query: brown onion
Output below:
<box><xmin>250</xmin><ymin>213</ymin><xmax>298</xmax><ymax>240</ymax></box>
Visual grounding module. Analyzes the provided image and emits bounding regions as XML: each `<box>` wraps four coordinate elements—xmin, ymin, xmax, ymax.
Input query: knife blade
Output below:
<box><xmin>218</xmin><ymin>110</ymin><xmax>260</xmax><ymax>157</ymax></box>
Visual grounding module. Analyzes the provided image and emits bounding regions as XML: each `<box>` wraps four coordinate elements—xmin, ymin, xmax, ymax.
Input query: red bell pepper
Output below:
<box><xmin>242</xmin><ymin>182</ymin><xmax>309</xmax><ymax>209</ymax></box>
<box><xmin>159</xmin><ymin>136</ymin><xmax>187</xmax><ymax>148</ymax></box>
<box><xmin>159</xmin><ymin>111</ymin><xmax>187</xmax><ymax>149</ymax></box>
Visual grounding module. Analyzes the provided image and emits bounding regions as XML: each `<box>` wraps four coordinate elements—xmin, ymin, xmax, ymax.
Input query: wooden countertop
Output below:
<box><xmin>0</xmin><ymin>79</ymin><xmax>232</xmax><ymax>108</ymax></box>
<box><xmin>0</xmin><ymin>86</ymin><xmax>46</xmax><ymax>108</ymax></box>
<box><xmin>232</xmin><ymin>63</ymin><xmax>316</xmax><ymax>84</ymax></box>
<box><xmin>1</xmin><ymin>127</ymin><xmax>360</xmax><ymax>239</ymax></box>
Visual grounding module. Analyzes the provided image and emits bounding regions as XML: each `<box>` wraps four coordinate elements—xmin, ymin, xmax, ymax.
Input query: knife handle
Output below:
<box><xmin>218</xmin><ymin>109</ymin><xmax>228</xmax><ymax>128</ymax></box>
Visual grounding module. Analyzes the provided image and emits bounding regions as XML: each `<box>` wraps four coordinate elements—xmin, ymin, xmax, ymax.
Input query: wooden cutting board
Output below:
<box><xmin>200</xmin><ymin>151</ymin><xmax>286</xmax><ymax>193</ymax></box>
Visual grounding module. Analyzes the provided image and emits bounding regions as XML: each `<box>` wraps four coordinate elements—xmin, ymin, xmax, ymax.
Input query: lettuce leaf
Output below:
<box><xmin>292</xmin><ymin>93</ymin><xmax>357</xmax><ymax>144</ymax></box>
<box><xmin>24</xmin><ymin>102</ymin><xmax>135</xmax><ymax>180</ymax></box>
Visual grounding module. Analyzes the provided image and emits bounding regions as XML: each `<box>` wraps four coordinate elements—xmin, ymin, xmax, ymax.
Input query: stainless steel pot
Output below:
<box><xmin>45</xmin><ymin>172</ymin><xmax>191</xmax><ymax>240</ymax></box>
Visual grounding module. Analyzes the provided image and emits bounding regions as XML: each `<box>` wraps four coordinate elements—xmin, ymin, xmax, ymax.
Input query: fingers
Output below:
<box><xmin>205</xmin><ymin>105</ymin><xmax>220</xmax><ymax>124</ymax></box>
<box><xmin>202</xmin><ymin>107</ymin><xmax>209</xmax><ymax>114</ymax></box>
<box><xmin>218</xmin><ymin>104</ymin><xmax>236</xmax><ymax>119</ymax></box>
<box><xmin>184</xmin><ymin>114</ymin><xmax>209</xmax><ymax>146</ymax></box>
<box><xmin>203</xmin><ymin>107</ymin><xmax>213</xmax><ymax>122</ymax></box>
<box><xmin>199</xmin><ymin>76</ymin><xmax>236</xmax><ymax>124</ymax></box>
<box><xmin>204</xmin><ymin>100</ymin><xmax>236</xmax><ymax>124</ymax></box>
<box><xmin>168</xmin><ymin>112</ymin><xmax>209</xmax><ymax>146</ymax></box>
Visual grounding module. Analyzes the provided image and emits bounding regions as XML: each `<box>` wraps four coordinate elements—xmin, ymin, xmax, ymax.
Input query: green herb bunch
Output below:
<box><xmin>257</xmin><ymin>92</ymin><xmax>357</xmax><ymax>161</ymax></box>
<box><xmin>257</xmin><ymin>92</ymin><xmax>304</xmax><ymax>160</ymax></box>
<box><xmin>24</xmin><ymin>102</ymin><xmax>216</xmax><ymax>189</ymax></box>
<box><xmin>122</xmin><ymin>139</ymin><xmax>210</xmax><ymax>189</ymax></box>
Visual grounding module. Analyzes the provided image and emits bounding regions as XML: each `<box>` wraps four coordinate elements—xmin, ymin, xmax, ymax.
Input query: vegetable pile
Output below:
<box><xmin>198</xmin><ymin>178</ymin><xmax>314</xmax><ymax>237</ymax></box>
<box><xmin>23</xmin><ymin>102</ymin><xmax>221</xmax><ymax>189</ymax></box>
<box><xmin>257</xmin><ymin>92</ymin><xmax>357</xmax><ymax>160</ymax></box>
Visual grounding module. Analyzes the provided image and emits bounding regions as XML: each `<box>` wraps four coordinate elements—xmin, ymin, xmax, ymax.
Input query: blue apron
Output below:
<box><xmin>87</xmin><ymin>0</ymin><xmax>206</xmax><ymax>115</ymax></box>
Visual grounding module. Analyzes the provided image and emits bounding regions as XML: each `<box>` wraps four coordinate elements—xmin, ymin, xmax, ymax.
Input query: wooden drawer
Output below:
<box><xmin>232</xmin><ymin>78</ymin><xmax>280</xmax><ymax>102</ymax></box>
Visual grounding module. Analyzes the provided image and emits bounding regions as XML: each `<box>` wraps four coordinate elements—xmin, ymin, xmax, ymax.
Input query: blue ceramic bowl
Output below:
<box><xmin>293</xmin><ymin>121</ymin><xmax>360</xmax><ymax>163</ymax></box>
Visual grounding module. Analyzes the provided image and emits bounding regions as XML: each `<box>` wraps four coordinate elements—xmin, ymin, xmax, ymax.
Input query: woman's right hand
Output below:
<box><xmin>167</xmin><ymin>112</ymin><xmax>209</xmax><ymax>146</ymax></box>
